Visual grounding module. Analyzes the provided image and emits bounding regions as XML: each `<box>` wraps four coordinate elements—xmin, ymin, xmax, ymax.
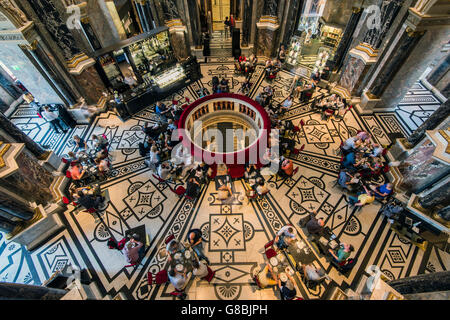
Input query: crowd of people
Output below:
<box><xmin>64</xmin><ymin>133</ymin><xmax>112</xmax><ymax>213</ymax></box>
<box><xmin>337</xmin><ymin>131</ymin><xmax>393</xmax><ymax>208</ymax></box>
<box><xmin>53</xmin><ymin>48</ymin><xmax>397</xmax><ymax>300</ymax></box>
<box><xmin>313</xmin><ymin>93</ymin><xmax>349</xmax><ymax>121</ymax></box>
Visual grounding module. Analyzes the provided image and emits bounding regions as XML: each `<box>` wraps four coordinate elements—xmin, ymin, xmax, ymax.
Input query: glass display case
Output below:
<box><xmin>98</xmin><ymin>53</ymin><xmax>122</xmax><ymax>88</ymax></box>
<box><xmin>92</xmin><ymin>27</ymin><xmax>201</xmax><ymax>120</ymax></box>
<box><xmin>153</xmin><ymin>65</ymin><xmax>186</xmax><ymax>88</ymax></box>
<box><xmin>321</xmin><ymin>25</ymin><xmax>342</xmax><ymax>50</ymax></box>
<box><xmin>286</xmin><ymin>36</ymin><xmax>303</xmax><ymax>67</ymax></box>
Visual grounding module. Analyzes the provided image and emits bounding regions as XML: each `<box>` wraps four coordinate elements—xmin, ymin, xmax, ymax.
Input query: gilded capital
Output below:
<box><xmin>0</xmin><ymin>0</ymin><xmax>29</xmax><ymax>28</ymax></box>
<box><xmin>19</xmin><ymin>39</ymin><xmax>38</xmax><ymax>51</ymax></box>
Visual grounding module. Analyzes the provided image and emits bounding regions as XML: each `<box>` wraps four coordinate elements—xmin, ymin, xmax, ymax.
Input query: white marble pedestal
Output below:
<box><xmin>9</xmin><ymin>204</ymin><xmax>65</xmax><ymax>251</ymax></box>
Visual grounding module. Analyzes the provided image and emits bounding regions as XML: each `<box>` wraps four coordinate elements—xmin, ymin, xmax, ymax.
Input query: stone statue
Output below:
<box><xmin>0</xmin><ymin>0</ymin><xmax>28</xmax><ymax>27</ymax></box>
<box><xmin>263</xmin><ymin>0</ymin><xmax>278</xmax><ymax>16</ymax></box>
<box><xmin>161</xmin><ymin>0</ymin><xmax>180</xmax><ymax>21</ymax></box>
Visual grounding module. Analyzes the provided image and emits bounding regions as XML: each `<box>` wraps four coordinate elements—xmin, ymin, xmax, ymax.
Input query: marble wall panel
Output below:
<box><xmin>87</xmin><ymin>0</ymin><xmax>122</xmax><ymax>48</ymax></box>
<box><xmin>338</xmin><ymin>56</ymin><xmax>366</xmax><ymax>93</ymax></box>
<box><xmin>398</xmin><ymin>139</ymin><xmax>450</xmax><ymax>194</ymax></box>
<box><xmin>27</xmin><ymin>0</ymin><xmax>81</xmax><ymax>60</ymax></box>
<box><xmin>169</xmin><ymin>31</ymin><xmax>189</xmax><ymax>60</ymax></box>
<box><xmin>72</xmin><ymin>64</ymin><xmax>107</xmax><ymax>105</ymax></box>
<box><xmin>255</xmin><ymin>28</ymin><xmax>277</xmax><ymax>58</ymax></box>
<box><xmin>379</xmin><ymin>28</ymin><xmax>450</xmax><ymax>110</ymax></box>
<box><xmin>1</xmin><ymin>150</ymin><xmax>54</xmax><ymax>205</ymax></box>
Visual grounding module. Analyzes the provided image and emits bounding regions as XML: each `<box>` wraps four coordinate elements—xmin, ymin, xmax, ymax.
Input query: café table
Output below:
<box><xmin>285</xmin><ymin>238</ymin><xmax>317</xmax><ymax>266</ymax></box>
<box><xmin>313</xmin><ymin>227</ymin><xmax>340</xmax><ymax>256</ymax></box>
<box><xmin>267</xmin><ymin>252</ymin><xmax>296</xmax><ymax>280</ymax></box>
<box><xmin>169</xmin><ymin>244</ymin><xmax>196</xmax><ymax>273</ymax></box>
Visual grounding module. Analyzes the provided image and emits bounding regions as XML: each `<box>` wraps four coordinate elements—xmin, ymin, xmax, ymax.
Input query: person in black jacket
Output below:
<box><xmin>187</xmin><ymin>229</ymin><xmax>210</xmax><ymax>264</ymax></box>
<box><xmin>76</xmin><ymin>191</ymin><xmax>105</xmax><ymax>210</ymax></box>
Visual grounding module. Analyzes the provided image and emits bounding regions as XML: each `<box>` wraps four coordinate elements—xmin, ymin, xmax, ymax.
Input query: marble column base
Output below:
<box><xmin>420</xmin><ymin>78</ymin><xmax>447</xmax><ymax>104</ymax></box>
<box><xmin>8</xmin><ymin>204</ymin><xmax>65</xmax><ymax>251</ymax></box>
<box><xmin>241</xmin><ymin>45</ymin><xmax>254</xmax><ymax>57</ymax></box>
<box><xmin>72</xmin><ymin>65</ymin><xmax>107</xmax><ymax>105</ymax></box>
<box><xmin>3</xmin><ymin>96</ymin><xmax>24</xmax><ymax>118</ymax></box>
<box><xmin>357</xmin><ymin>91</ymin><xmax>382</xmax><ymax>113</ymax></box>
<box><xmin>408</xmin><ymin>195</ymin><xmax>450</xmax><ymax>232</ymax></box>
<box><xmin>168</xmin><ymin>24</ymin><xmax>190</xmax><ymax>60</ymax></box>
<box><xmin>38</xmin><ymin>150</ymin><xmax>61</xmax><ymax>172</ymax></box>
<box><xmin>191</xmin><ymin>46</ymin><xmax>204</xmax><ymax>60</ymax></box>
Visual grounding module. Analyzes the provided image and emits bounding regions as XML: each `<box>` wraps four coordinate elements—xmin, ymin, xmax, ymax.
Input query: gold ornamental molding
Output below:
<box><xmin>134</xmin><ymin>0</ymin><xmax>149</xmax><ymax>4</ymax></box>
<box><xmin>348</xmin><ymin>42</ymin><xmax>378</xmax><ymax>64</ymax></box>
<box><xmin>406</xmin><ymin>26</ymin><xmax>426</xmax><ymax>37</ymax></box>
<box><xmin>166</xmin><ymin>19</ymin><xmax>187</xmax><ymax>33</ymax></box>
<box><xmin>0</xmin><ymin>0</ymin><xmax>29</xmax><ymax>28</ymax></box>
<box><xmin>438</xmin><ymin>129</ymin><xmax>450</xmax><ymax>154</ymax></box>
<box><xmin>365</xmin><ymin>90</ymin><xmax>379</xmax><ymax>100</ymax></box>
<box><xmin>256</xmin><ymin>15</ymin><xmax>280</xmax><ymax>31</ymax></box>
<box><xmin>66</xmin><ymin>53</ymin><xmax>96</xmax><ymax>75</ymax></box>
<box><xmin>0</xmin><ymin>141</ymin><xmax>11</xmax><ymax>168</ymax></box>
<box><xmin>357</xmin><ymin>43</ymin><xmax>379</xmax><ymax>56</ymax></box>
<box><xmin>352</xmin><ymin>7</ymin><xmax>362</xmax><ymax>13</ymax></box>
<box><xmin>18</xmin><ymin>39</ymin><xmax>38</xmax><ymax>51</ymax></box>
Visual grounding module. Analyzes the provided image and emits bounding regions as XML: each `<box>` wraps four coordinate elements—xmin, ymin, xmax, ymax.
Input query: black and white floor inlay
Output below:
<box><xmin>1</xmin><ymin>64</ymin><xmax>448</xmax><ymax>299</ymax></box>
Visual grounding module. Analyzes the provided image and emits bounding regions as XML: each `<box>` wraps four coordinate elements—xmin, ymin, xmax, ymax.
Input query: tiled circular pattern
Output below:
<box><xmin>215</xmin><ymin>284</ymin><xmax>241</xmax><ymax>300</ymax></box>
<box><xmin>344</xmin><ymin>216</ymin><xmax>361</xmax><ymax>236</ymax></box>
<box><xmin>128</xmin><ymin>182</ymin><xmax>144</xmax><ymax>195</ymax></box>
<box><xmin>94</xmin><ymin>223</ymin><xmax>110</xmax><ymax>242</ymax></box>
<box><xmin>243</xmin><ymin>221</ymin><xmax>255</xmax><ymax>242</ymax></box>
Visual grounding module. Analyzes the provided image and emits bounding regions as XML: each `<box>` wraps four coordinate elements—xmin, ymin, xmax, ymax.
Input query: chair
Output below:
<box><xmin>170</xmin><ymin>186</ymin><xmax>186</xmax><ymax>197</ymax></box>
<box><xmin>61</xmin><ymin>158</ymin><xmax>69</xmax><ymax>164</ymax></box>
<box><xmin>202</xmin><ymin>266</ymin><xmax>215</xmax><ymax>283</ymax></box>
<box><xmin>124</xmin><ymin>261</ymin><xmax>141</xmax><ymax>269</ymax></box>
<box><xmin>165</xmin><ymin>234</ymin><xmax>175</xmax><ymax>245</ymax></box>
<box><xmin>155</xmin><ymin>270</ymin><xmax>168</xmax><ymax>285</ymax></box>
<box><xmin>264</xmin><ymin>240</ymin><xmax>277</xmax><ymax>260</ymax></box>
<box><xmin>292</xmin><ymin>148</ymin><xmax>300</xmax><ymax>155</ymax></box>
<box><xmin>152</xmin><ymin>174</ymin><xmax>166</xmax><ymax>184</ymax></box>
<box><xmin>65</xmin><ymin>171</ymin><xmax>72</xmax><ymax>179</ymax></box>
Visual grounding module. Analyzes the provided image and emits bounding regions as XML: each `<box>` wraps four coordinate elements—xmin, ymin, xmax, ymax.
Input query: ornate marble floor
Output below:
<box><xmin>1</xmin><ymin>60</ymin><xmax>449</xmax><ymax>300</ymax></box>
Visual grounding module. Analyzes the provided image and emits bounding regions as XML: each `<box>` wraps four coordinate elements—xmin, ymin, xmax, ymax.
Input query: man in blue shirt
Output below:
<box><xmin>370</xmin><ymin>182</ymin><xmax>393</xmax><ymax>199</ymax></box>
<box><xmin>155</xmin><ymin>102</ymin><xmax>170</xmax><ymax>119</ymax></box>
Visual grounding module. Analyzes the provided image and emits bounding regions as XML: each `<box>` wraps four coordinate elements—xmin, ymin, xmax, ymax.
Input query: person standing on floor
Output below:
<box><xmin>41</xmin><ymin>106</ymin><xmax>67</xmax><ymax>134</ymax></box>
<box><xmin>187</xmin><ymin>228</ymin><xmax>210</xmax><ymax>265</ymax></box>
<box><xmin>224</xmin><ymin>17</ymin><xmax>231</xmax><ymax>39</ymax></box>
<box><xmin>122</xmin><ymin>234</ymin><xmax>144</xmax><ymax>265</ymax></box>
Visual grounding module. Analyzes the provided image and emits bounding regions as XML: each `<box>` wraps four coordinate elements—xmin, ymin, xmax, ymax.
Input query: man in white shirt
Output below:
<box><xmin>42</xmin><ymin>106</ymin><xmax>67</xmax><ymax>134</ymax></box>
<box><xmin>192</xmin><ymin>259</ymin><xmax>209</xmax><ymax>279</ymax></box>
<box><xmin>168</xmin><ymin>267</ymin><xmax>187</xmax><ymax>297</ymax></box>
<box><xmin>275</xmin><ymin>225</ymin><xmax>296</xmax><ymax>249</ymax></box>
<box><xmin>158</xmin><ymin>162</ymin><xmax>172</xmax><ymax>180</ymax></box>
<box><xmin>342</xmin><ymin>136</ymin><xmax>360</xmax><ymax>151</ymax></box>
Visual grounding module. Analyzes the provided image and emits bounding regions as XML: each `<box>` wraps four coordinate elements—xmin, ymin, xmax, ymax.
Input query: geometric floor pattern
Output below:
<box><xmin>1</xmin><ymin>60</ymin><xmax>449</xmax><ymax>299</ymax></box>
<box><xmin>394</xmin><ymin>80</ymin><xmax>444</xmax><ymax>134</ymax></box>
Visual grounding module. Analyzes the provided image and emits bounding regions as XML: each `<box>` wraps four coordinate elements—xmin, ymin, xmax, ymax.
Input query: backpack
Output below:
<box><xmin>341</xmin><ymin>257</ymin><xmax>357</xmax><ymax>271</ymax></box>
<box><xmin>117</xmin><ymin>237</ymin><xmax>129</xmax><ymax>250</ymax></box>
<box><xmin>107</xmin><ymin>237</ymin><xmax>118</xmax><ymax>249</ymax></box>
